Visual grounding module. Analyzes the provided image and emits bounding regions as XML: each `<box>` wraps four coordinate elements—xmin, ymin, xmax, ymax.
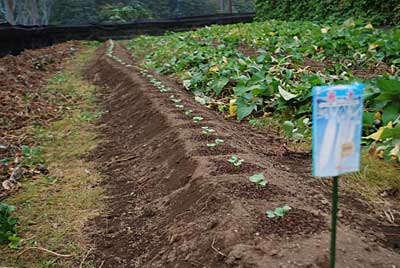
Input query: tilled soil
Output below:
<box><xmin>86</xmin><ymin>43</ymin><xmax>400</xmax><ymax>268</ymax></box>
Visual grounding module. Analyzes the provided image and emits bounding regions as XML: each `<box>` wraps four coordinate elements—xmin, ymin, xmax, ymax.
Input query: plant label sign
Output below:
<box><xmin>312</xmin><ymin>84</ymin><xmax>365</xmax><ymax>177</ymax></box>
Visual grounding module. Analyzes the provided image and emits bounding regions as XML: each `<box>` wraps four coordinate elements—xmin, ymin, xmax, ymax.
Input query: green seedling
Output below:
<box><xmin>175</xmin><ymin>104</ymin><xmax>184</xmax><ymax>109</ymax></box>
<box><xmin>193</xmin><ymin>116</ymin><xmax>204</xmax><ymax>123</ymax></box>
<box><xmin>215</xmin><ymin>139</ymin><xmax>224</xmax><ymax>145</ymax></box>
<box><xmin>202</xmin><ymin>126</ymin><xmax>216</xmax><ymax>136</ymax></box>
<box><xmin>171</xmin><ymin>98</ymin><xmax>182</xmax><ymax>104</ymax></box>
<box><xmin>207</xmin><ymin>138</ymin><xmax>224</xmax><ymax>149</ymax></box>
<box><xmin>185</xmin><ymin>110</ymin><xmax>194</xmax><ymax>116</ymax></box>
<box><xmin>228</xmin><ymin>155</ymin><xmax>244</xmax><ymax>168</ymax></box>
<box><xmin>0</xmin><ymin>203</ymin><xmax>19</xmax><ymax>248</ymax></box>
<box><xmin>249</xmin><ymin>173</ymin><xmax>268</xmax><ymax>189</ymax></box>
<box><xmin>207</xmin><ymin>143</ymin><xmax>217</xmax><ymax>149</ymax></box>
<box><xmin>266</xmin><ymin>205</ymin><xmax>292</xmax><ymax>219</ymax></box>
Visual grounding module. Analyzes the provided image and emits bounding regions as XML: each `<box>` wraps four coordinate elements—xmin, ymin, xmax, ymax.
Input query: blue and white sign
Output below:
<box><xmin>312</xmin><ymin>84</ymin><xmax>365</xmax><ymax>177</ymax></box>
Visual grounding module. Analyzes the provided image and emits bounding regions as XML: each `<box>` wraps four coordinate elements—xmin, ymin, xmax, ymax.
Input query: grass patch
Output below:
<box><xmin>0</xmin><ymin>42</ymin><xmax>104</xmax><ymax>268</ymax></box>
<box><xmin>344</xmin><ymin>155</ymin><xmax>400</xmax><ymax>202</ymax></box>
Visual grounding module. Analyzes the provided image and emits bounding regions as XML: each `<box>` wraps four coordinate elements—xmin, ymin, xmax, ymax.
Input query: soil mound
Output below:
<box><xmin>86</xmin><ymin>43</ymin><xmax>400</xmax><ymax>268</ymax></box>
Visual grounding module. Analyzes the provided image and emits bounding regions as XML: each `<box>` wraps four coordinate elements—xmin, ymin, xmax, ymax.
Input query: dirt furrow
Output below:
<box><xmin>86</xmin><ymin>43</ymin><xmax>400</xmax><ymax>268</ymax></box>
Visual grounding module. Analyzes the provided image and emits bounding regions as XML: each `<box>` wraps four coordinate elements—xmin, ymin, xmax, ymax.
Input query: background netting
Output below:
<box><xmin>0</xmin><ymin>0</ymin><xmax>255</xmax><ymax>26</ymax></box>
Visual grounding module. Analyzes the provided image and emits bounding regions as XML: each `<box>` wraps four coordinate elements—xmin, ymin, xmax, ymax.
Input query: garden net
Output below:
<box><xmin>0</xmin><ymin>0</ymin><xmax>255</xmax><ymax>26</ymax></box>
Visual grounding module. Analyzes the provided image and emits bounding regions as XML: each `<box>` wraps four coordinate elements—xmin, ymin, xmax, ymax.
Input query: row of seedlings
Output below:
<box><xmin>138</xmin><ymin>68</ymin><xmax>293</xmax><ymax>223</ymax></box>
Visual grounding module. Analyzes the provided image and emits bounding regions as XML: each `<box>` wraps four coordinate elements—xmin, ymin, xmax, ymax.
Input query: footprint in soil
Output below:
<box><xmin>256</xmin><ymin>208</ymin><xmax>326</xmax><ymax>237</ymax></box>
<box><xmin>211</xmin><ymin>160</ymin><xmax>261</xmax><ymax>176</ymax></box>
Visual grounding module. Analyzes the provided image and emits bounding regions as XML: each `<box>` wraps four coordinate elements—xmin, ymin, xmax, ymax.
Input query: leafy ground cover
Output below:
<box><xmin>0</xmin><ymin>44</ymin><xmax>103</xmax><ymax>268</ymax></box>
<box><xmin>255</xmin><ymin>0</ymin><xmax>400</xmax><ymax>25</ymax></box>
<box><xmin>127</xmin><ymin>19</ymin><xmax>400</xmax><ymax>163</ymax></box>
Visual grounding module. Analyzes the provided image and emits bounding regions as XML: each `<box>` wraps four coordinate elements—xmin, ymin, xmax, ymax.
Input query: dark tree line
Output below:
<box><xmin>0</xmin><ymin>0</ymin><xmax>254</xmax><ymax>25</ymax></box>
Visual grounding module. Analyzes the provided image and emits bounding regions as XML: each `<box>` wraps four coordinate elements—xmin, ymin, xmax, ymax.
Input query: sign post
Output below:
<box><xmin>330</xmin><ymin>176</ymin><xmax>339</xmax><ymax>268</ymax></box>
<box><xmin>312</xmin><ymin>84</ymin><xmax>365</xmax><ymax>268</ymax></box>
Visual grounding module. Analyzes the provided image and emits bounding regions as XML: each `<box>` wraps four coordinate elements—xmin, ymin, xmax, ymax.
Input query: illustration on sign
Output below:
<box><xmin>312</xmin><ymin>84</ymin><xmax>365</xmax><ymax>177</ymax></box>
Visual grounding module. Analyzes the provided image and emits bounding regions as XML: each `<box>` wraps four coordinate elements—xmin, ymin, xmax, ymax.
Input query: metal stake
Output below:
<box><xmin>330</xmin><ymin>176</ymin><xmax>339</xmax><ymax>268</ymax></box>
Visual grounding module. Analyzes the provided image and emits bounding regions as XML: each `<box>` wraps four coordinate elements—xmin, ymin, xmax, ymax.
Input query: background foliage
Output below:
<box><xmin>1</xmin><ymin>0</ymin><xmax>255</xmax><ymax>25</ymax></box>
<box><xmin>128</xmin><ymin>19</ymin><xmax>400</xmax><ymax>162</ymax></box>
<box><xmin>255</xmin><ymin>0</ymin><xmax>400</xmax><ymax>25</ymax></box>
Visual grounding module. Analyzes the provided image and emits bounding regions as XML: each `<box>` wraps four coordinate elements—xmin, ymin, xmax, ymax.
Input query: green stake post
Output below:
<box><xmin>330</xmin><ymin>176</ymin><xmax>339</xmax><ymax>268</ymax></box>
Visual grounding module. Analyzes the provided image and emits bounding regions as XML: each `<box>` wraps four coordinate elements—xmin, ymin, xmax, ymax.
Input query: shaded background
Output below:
<box><xmin>0</xmin><ymin>0</ymin><xmax>255</xmax><ymax>26</ymax></box>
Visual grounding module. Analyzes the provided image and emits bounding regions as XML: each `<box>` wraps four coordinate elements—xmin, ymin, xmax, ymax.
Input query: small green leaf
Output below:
<box><xmin>249</xmin><ymin>173</ymin><xmax>267</xmax><ymax>188</ymax></box>
<box><xmin>282</xmin><ymin>205</ymin><xmax>292</xmax><ymax>212</ymax></box>
<box><xmin>274</xmin><ymin>207</ymin><xmax>285</xmax><ymax>217</ymax></box>
<box><xmin>266</xmin><ymin>210</ymin><xmax>276</xmax><ymax>218</ymax></box>
<box><xmin>215</xmin><ymin>139</ymin><xmax>224</xmax><ymax>145</ymax></box>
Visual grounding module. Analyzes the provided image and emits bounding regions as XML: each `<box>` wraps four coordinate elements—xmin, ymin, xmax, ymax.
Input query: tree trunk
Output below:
<box><xmin>4</xmin><ymin>0</ymin><xmax>54</xmax><ymax>26</ymax></box>
<box><xmin>227</xmin><ymin>0</ymin><xmax>232</xmax><ymax>13</ymax></box>
<box><xmin>219</xmin><ymin>0</ymin><xmax>224</xmax><ymax>13</ymax></box>
<box><xmin>2</xmin><ymin>0</ymin><xmax>16</xmax><ymax>24</ymax></box>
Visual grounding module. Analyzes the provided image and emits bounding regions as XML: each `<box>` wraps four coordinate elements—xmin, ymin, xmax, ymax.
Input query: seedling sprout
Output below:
<box><xmin>193</xmin><ymin>116</ymin><xmax>204</xmax><ymax>123</ymax></box>
<box><xmin>228</xmin><ymin>155</ymin><xmax>244</xmax><ymax>168</ymax></box>
<box><xmin>207</xmin><ymin>138</ymin><xmax>224</xmax><ymax>149</ymax></box>
<box><xmin>185</xmin><ymin>110</ymin><xmax>194</xmax><ymax>116</ymax></box>
<box><xmin>266</xmin><ymin>205</ymin><xmax>292</xmax><ymax>219</ymax></box>
<box><xmin>249</xmin><ymin>173</ymin><xmax>268</xmax><ymax>189</ymax></box>
<box><xmin>202</xmin><ymin>126</ymin><xmax>216</xmax><ymax>136</ymax></box>
<box><xmin>215</xmin><ymin>139</ymin><xmax>224</xmax><ymax>145</ymax></box>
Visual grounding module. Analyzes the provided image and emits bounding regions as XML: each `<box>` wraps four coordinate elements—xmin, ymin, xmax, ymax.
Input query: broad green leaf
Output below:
<box><xmin>283</xmin><ymin>121</ymin><xmax>295</xmax><ymax>136</ymax></box>
<box><xmin>234</xmin><ymin>83</ymin><xmax>249</xmax><ymax>96</ymax></box>
<box><xmin>363</xmin><ymin>112</ymin><xmax>375</xmax><ymax>126</ymax></box>
<box><xmin>382</xmin><ymin>102</ymin><xmax>400</xmax><ymax>124</ymax></box>
<box><xmin>363</xmin><ymin>86</ymin><xmax>380</xmax><ymax>100</ymax></box>
<box><xmin>256</xmin><ymin>53</ymin><xmax>266</xmax><ymax>64</ymax></box>
<box><xmin>236</xmin><ymin>98</ymin><xmax>257</xmax><ymax>121</ymax></box>
<box><xmin>377</xmin><ymin>80</ymin><xmax>400</xmax><ymax>95</ymax></box>
<box><xmin>380</xmin><ymin>127</ymin><xmax>400</xmax><ymax>140</ymax></box>
<box><xmin>211</xmin><ymin>77</ymin><xmax>229</xmax><ymax>96</ymax></box>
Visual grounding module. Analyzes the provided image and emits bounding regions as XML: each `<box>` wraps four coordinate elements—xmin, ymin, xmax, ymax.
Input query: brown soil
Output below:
<box><xmin>303</xmin><ymin>57</ymin><xmax>393</xmax><ymax>80</ymax></box>
<box><xmin>192</xmin><ymin>134</ymin><xmax>218</xmax><ymax>142</ymax></box>
<box><xmin>210</xmin><ymin>159</ymin><xmax>262</xmax><ymax>176</ymax></box>
<box><xmin>194</xmin><ymin>145</ymin><xmax>238</xmax><ymax>156</ymax></box>
<box><xmin>256</xmin><ymin>209</ymin><xmax>327</xmax><ymax>237</ymax></box>
<box><xmin>224</xmin><ymin>182</ymin><xmax>294</xmax><ymax>200</ymax></box>
<box><xmin>86</xmin><ymin>42</ymin><xmax>400</xmax><ymax>268</ymax></box>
